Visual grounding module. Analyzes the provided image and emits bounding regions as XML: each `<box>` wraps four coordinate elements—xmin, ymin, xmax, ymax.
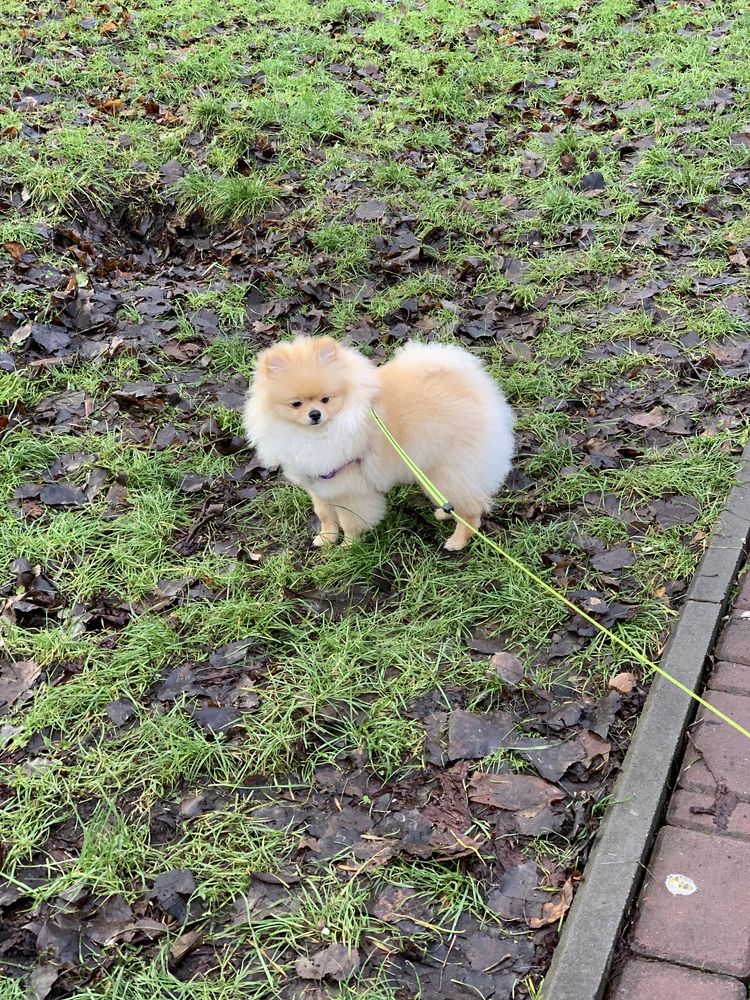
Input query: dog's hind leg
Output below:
<box><xmin>425</xmin><ymin>474</ymin><xmax>487</xmax><ymax>551</ymax></box>
<box><xmin>443</xmin><ymin>511</ymin><xmax>482</xmax><ymax>551</ymax></box>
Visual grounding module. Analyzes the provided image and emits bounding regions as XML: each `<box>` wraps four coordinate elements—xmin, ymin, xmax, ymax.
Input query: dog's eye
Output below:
<box><xmin>290</xmin><ymin>401</ymin><xmax>302</xmax><ymax>409</ymax></box>
<box><xmin>321</xmin><ymin>396</ymin><xmax>330</xmax><ymax>404</ymax></box>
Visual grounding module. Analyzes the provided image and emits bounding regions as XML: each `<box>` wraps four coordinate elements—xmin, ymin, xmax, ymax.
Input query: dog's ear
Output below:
<box><xmin>258</xmin><ymin>347</ymin><xmax>287</xmax><ymax>378</ymax></box>
<box><xmin>316</xmin><ymin>337</ymin><xmax>339</xmax><ymax>365</ymax></box>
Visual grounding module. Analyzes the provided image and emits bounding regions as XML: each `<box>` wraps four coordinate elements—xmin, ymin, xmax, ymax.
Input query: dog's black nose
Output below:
<box><xmin>309</xmin><ymin>409</ymin><xmax>321</xmax><ymax>424</ymax></box>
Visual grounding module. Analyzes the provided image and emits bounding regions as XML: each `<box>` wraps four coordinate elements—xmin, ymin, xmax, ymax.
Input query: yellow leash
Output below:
<box><xmin>370</xmin><ymin>409</ymin><xmax>750</xmax><ymax>742</ymax></box>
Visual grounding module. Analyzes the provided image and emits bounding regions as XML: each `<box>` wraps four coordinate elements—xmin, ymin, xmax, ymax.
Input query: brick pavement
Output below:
<box><xmin>609</xmin><ymin>571</ymin><xmax>750</xmax><ymax>999</ymax></box>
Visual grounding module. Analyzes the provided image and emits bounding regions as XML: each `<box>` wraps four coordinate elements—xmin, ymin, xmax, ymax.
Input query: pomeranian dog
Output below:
<box><xmin>244</xmin><ymin>336</ymin><xmax>514</xmax><ymax>551</ymax></box>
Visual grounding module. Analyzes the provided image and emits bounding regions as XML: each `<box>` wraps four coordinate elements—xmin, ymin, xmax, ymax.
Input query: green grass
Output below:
<box><xmin>1</xmin><ymin>0</ymin><xmax>749</xmax><ymax>995</ymax></box>
<box><xmin>175</xmin><ymin>171</ymin><xmax>280</xmax><ymax>223</ymax></box>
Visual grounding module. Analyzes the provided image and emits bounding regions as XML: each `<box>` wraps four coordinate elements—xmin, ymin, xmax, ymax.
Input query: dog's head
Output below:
<box><xmin>252</xmin><ymin>337</ymin><xmax>349</xmax><ymax>427</ymax></box>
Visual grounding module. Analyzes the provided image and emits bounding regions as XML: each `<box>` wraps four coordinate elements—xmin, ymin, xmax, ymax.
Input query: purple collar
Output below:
<box><xmin>320</xmin><ymin>458</ymin><xmax>361</xmax><ymax>480</ymax></box>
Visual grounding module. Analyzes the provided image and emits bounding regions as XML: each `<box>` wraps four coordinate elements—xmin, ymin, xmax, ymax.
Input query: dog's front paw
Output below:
<box><xmin>313</xmin><ymin>533</ymin><xmax>336</xmax><ymax>548</ymax></box>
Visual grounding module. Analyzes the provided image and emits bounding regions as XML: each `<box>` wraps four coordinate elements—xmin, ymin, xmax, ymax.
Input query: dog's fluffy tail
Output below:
<box><xmin>393</xmin><ymin>341</ymin><xmax>486</xmax><ymax>375</ymax></box>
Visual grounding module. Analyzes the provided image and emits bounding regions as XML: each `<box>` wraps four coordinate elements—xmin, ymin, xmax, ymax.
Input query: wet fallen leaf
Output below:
<box><xmin>584</xmin><ymin>692</ymin><xmax>621</xmax><ymax>740</ymax></box>
<box><xmin>579</xmin><ymin>170</ymin><xmax>606</xmax><ymax>193</ymax></box>
<box><xmin>169</xmin><ymin>928</ymin><xmax>204</xmax><ymax>965</ymax></box>
<box><xmin>27</xmin><ymin>964</ymin><xmax>59</xmax><ymax>1000</ymax></box>
<box><xmin>626</xmin><ymin>407</ymin><xmax>668</xmax><ymax>428</ymax></box>
<box><xmin>180</xmin><ymin>794</ymin><xmax>207</xmax><ymax>819</ymax></box>
<box><xmin>86</xmin><ymin>895</ymin><xmax>134</xmax><ymax>946</ymax></box>
<box><xmin>40</xmin><ymin>483</ymin><xmax>88</xmax><ymax>506</ymax></box>
<box><xmin>650</xmin><ymin>496</ymin><xmax>702</xmax><ymax>527</ymax></box>
<box><xmin>151</xmin><ymin>869</ymin><xmax>201</xmax><ymax>923</ymax></box>
<box><xmin>112</xmin><ymin>382</ymin><xmax>164</xmax><ymax>408</ymax></box>
<box><xmin>424</xmin><ymin>761</ymin><xmax>472</xmax><ymax>832</ymax></box>
<box><xmin>447</xmin><ymin>709</ymin><xmax>515</xmax><ymax>760</ymax></box>
<box><xmin>371</xmin><ymin>885</ymin><xmax>431</xmax><ymax>934</ymax></box>
<box><xmin>106</xmin><ymin>699</ymin><xmax>136</xmax><ymax>726</ymax></box>
<box><xmin>463</xmin><ymin>928</ymin><xmax>535</xmax><ymax>978</ymax></box>
<box><xmin>486</xmin><ymin>860</ymin><xmax>549</xmax><ymax>924</ymax></box>
<box><xmin>469</xmin><ymin>772</ymin><xmax>565</xmax><ymax>835</ymax></box>
<box><xmin>529</xmin><ymin>877</ymin><xmax>574</xmax><ymax>928</ymax></box>
<box><xmin>513</xmin><ymin>736</ymin><xmax>586</xmax><ymax>782</ymax></box>
<box><xmin>4</xmin><ymin>241</ymin><xmax>26</xmax><ymax>265</ymax></box>
<box><xmin>209</xmin><ymin>637</ymin><xmax>258</xmax><ymax>668</ymax></box>
<box><xmin>190</xmin><ymin>705</ymin><xmax>243</xmax><ymax>734</ymax></box>
<box><xmin>0</xmin><ymin>660</ymin><xmax>42</xmax><ymax>716</ymax></box>
<box><xmin>590</xmin><ymin>547</ymin><xmax>635</xmax><ymax>573</ymax></box>
<box><xmin>354</xmin><ymin>200</ymin><xmax>387</xmax><ymax>221</ymax></box>
<box><xmin>577</xmin><ymin>729</ymin><xmax>611</xmax><ymax>768</ymax></box>
<box><xmin>490</xmin><ymin>651</ymin><xmax>525</xmax><ymax>685</ymax></box>
<box><xmin>100</xmin><ymin>98</ymin><xmax>123</xmax><ymax>115</ymax></box>
<box><xmin>521</xmin><ymin>151</ymin><xmax>545</xmax><ymax>178</ymax></box>
<box><xmin>295</xmin><ymin>943</ymin><xmax>360</xmax><ymax>981</ymax></box>
<box><xmin>35</xmin><ymin>911</ymin><xmax>96</xmax><ymax>965</ymax></box>
<box><xmin>178</xmin><ymin>473</ymin><xmax>210</xmax><ymax>494</ymax></box>
<box><xmin>609</xmin><ymin>671</ymin><xmax>637</xmax><ymax>694</ymax></box>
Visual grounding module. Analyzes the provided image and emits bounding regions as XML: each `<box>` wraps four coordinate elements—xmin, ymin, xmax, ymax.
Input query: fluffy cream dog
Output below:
<box><xmin>244</xmin><ymin>336</ymin><xmax>514</xmax><ymax>550</ymax></box>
